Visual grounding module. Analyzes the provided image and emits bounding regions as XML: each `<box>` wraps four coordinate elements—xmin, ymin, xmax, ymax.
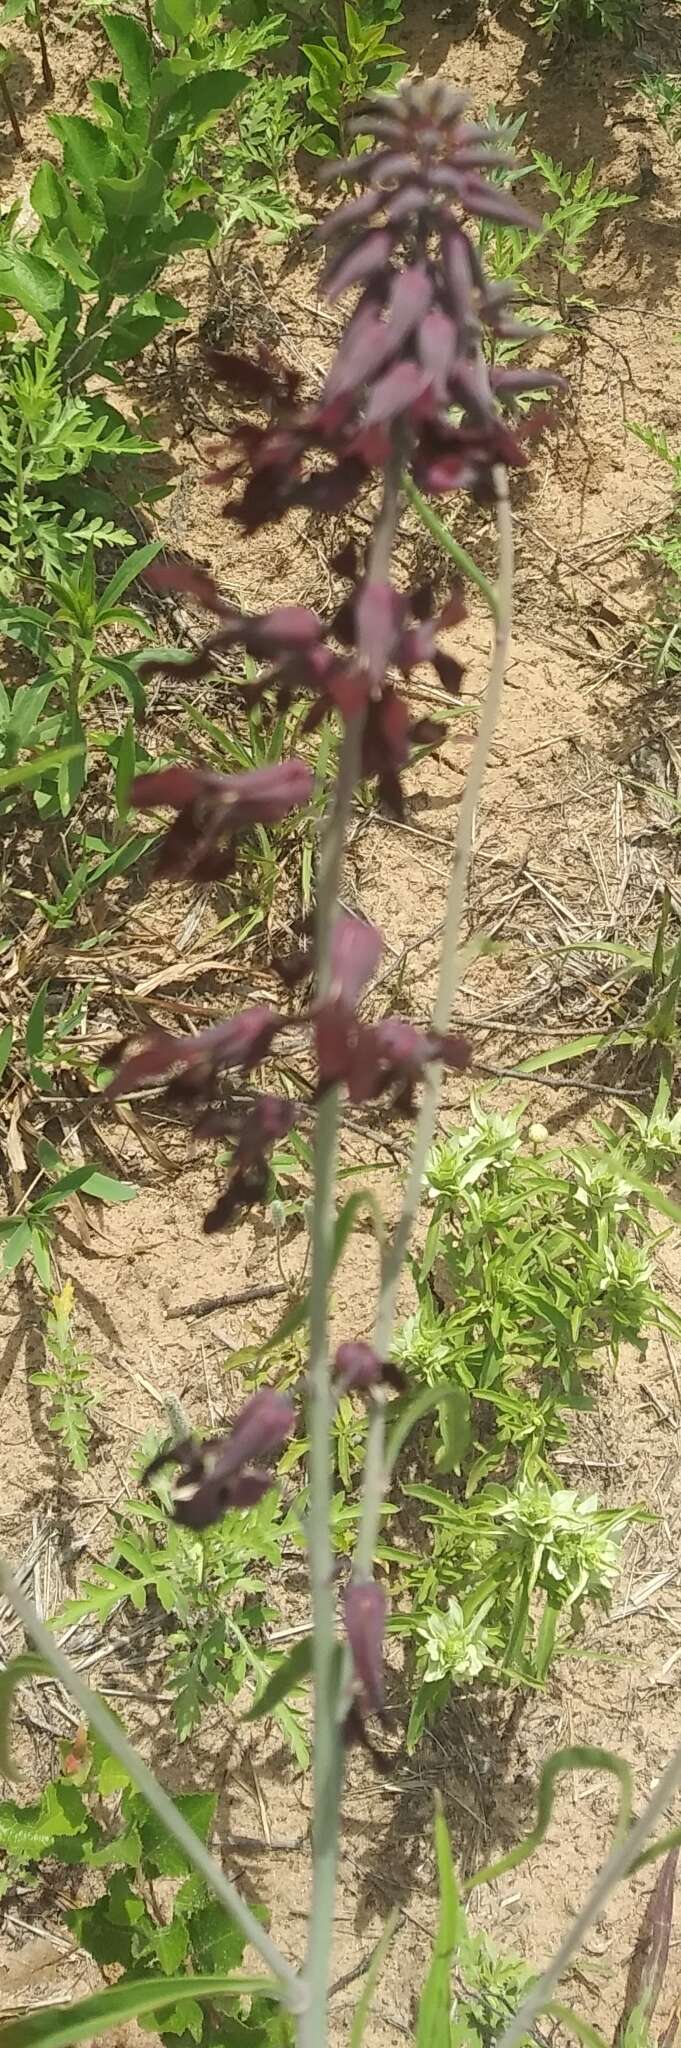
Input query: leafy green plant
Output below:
<box><xmin>301</xmin><ymin>1</ymin><xmax>404</xmax><ymax>156</ymax></box>
<box><xmin>59</xmin><ymin>1451</ymin><xmax>309</xmax><ymax>1755</ymax></box>
<box><xmin>640</xmin><ymin>71</ymin><xmax>681</xmax><ymax>141</ymax></box>
<box><xmin>529</xmin><ymin>0</ymin><xmax>640</xmax><ymax>38</ymax></box>
<box><xmin>0</xmin><ymin>1726</ymin><xmax>289</xmax><ymax>2047</ymax></box>
<box><xmin>31</xmin><ymin>1280</ymin><xmax>96</xmax><ymax>1472</ymax></box>
<box><xmin>0</xmin><ymin>1142</ymin><xmax>136</xmax><ymax>1289</ymax></box>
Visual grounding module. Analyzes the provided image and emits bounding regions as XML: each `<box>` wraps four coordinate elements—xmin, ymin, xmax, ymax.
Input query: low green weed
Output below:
<box><xmin>520</xmin><ymin>888</ymin><xmax>681</xmax><ymax>1080</ymax></box>
<box><xmin>529</xmin><ymin>0</ymin><xmax>640</xmax><ymax>37</ymax></box>
<box><xmin>384</xmin><ymin>1100</ymin><xmax>676</xmax><ymax>1742</ymax></box>
<box><xmin>60</xmin><ymin>1451</ymin><xmax>309</xmax><ymax>1755</ymax></box>
<box><xmin>31</xmin><ymin>1279</ymin><xmax>96</xmax><ymax>1473</ymax></box>
<box><xmin>0</xmin><ymin>1728</ymin><xmax>288</xmax><ymax>2045</ymax></box>
<box><xmin>302</xmin><ymin>1</ymin><xmax>405</xmax><ymax>157</ymax></box>
<box><xmin>479</xmin><ymin>137</ymin><xmax>633</xmax><ymax>325</ymax></box>
<box><xmin>628</xmin><ymin>421</ymin><xmax>681</xmax><ymax>680</ymax></box>
<box><xmin>640</xmin><ymin>71</ymin><xmax>681</xmax><ymax>141</ymax></box>
<box><xmin>0</xmin><ymin>1142</ymin><xmax>136</xmax><ymax>1289</ymax></box>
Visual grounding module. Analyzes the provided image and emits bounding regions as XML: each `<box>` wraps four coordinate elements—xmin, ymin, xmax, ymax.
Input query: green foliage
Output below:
<box><xmin>519</xmin><ymin>889</ymin><xmax>681</xmax><ymax>1077</ymax></box>
<box><xmin>59</xmin><ymin>1456</ymin><xmax>309</xmax><ymax>1757</ymax></box>
<box><xmin>640</xmin><ymin>71</ymin><xmax>681</xmax><ymax>141</ymax></box>
<box><xmin>302</xmin><ymin>1</ymin><xmax>405</xmax><ymax>156</ymax></box>
<box><xmin>629</xmin><ymin>421</ymin><xmax>681</xmax><ymax>679</ymax></box>
<box><xmin>0</xmin><ymin>1730</ymin><xmax>288</xmax><ymax>2048</ymax></box>
<box><xmin>31</xmin><ymin>1280</ymin><xmax>96</xmax><ymax>1472</ymax></box>
<box><xmin>0</xmin><ymin>1143</ymin><xmax>136</xmax><ymax>1289</ymax></box>
<box><xmin>385</xmin><ymin>1100</ymin><xmax>673</xmax><ymax>1742</ymax></box>
<box><xmin>479</xmin><ymin>134</ymin><xmax>633</xmax><ymax>328</ymax></box>
<box><xmin>528</xmin><ymin>0</ymin><xmax>640</xmax><ymax>38</ymax></box>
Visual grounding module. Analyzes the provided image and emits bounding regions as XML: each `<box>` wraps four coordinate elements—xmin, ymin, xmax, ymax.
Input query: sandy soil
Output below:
<box><xmin>1</xmin><ymin>0</ymin><xmax>681</xmax><ymax>2039</ymax></box>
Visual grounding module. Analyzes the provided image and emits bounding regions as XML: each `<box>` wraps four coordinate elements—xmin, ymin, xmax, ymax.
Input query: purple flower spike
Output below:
<box><xmin>347</xmin><ymin>1016</ymin><xmax>470</xmax><ymax>1112</ymax></box>
<box><xmin>344</xmin><ymin>1579</ymin><xmax>388</xmax><ymax>1716</ymax></box>
<box><xmin>203</xmin><ymin>1094</ymin><xmax>299</xmax><ymax>1232</ymax></box>
<box><xmin>131</xmin><ymin>759</ymin><xmax>314</xmax><ymax>882</ymax></box>
<box><xmin>334</xmin><ymin>1340</ymin><xmax>405</xmax><ymax>1396</ymax></box>
<box><xmin>221</xmin><ymin>1390</ymin><xmax>296</xmax><ymax>1473</ymax></box>
<box><xmin>106</xmin><ymin>1009</ymin><xmax>282</xmax><ymax>1102</ymax></box>
<box><xmin>316</xmin><ymin>915</ymin><xmax>383</xmax><ymax>1092</ymax></box>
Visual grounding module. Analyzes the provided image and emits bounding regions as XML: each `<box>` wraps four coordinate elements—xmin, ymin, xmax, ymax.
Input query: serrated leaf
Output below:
<box><xmin>102</xmin><ymin>10</ymin><xmax>152</xmax><ymax>100</ymax></box>
<box><xmin>187</xmin><ymin>1899</ymin><xmax>244</xmax><ymax>1975</ymax></box>
<box><xmin>0</xmin><ymin>248</ymin><xmax>65</xmax><ymax>326</ymax></box>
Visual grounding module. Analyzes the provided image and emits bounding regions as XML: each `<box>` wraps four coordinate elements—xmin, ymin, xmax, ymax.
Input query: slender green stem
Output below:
<box><xmin>495</xmin><ymin>1727</ymin><xmax>681</xmax><ymax>2048</ymax></box>
<box><xmin>300</xmin><ymin>719</ymin><xmax>362</xmax><ymax>2048</ymax></box>
<box><xmin>353</xmin><ymin>464</ymin><xmax>513</xmax><ymax>1583</ymax></box>
<box><xmin>0</xmin><ymin>1561</ymin><xmax>303</xmax><ymax>2013</ymax></box>
<box><xmin>301</xmin><ymin>449</ymin><xmax>405</xmax><ymax>2048</ymax></box>
<box><xmin>404</xmin><ymin>474</ymin><xmax>500</xmax><ymax>621</ymax></box>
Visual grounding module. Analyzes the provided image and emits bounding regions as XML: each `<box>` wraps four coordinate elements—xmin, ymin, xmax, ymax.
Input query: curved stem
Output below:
<box><xmin>0</xmin><ymin>1561</ymin><xmax>303</xmax><ymax>2011</ymax></box>
<box><xmin>353</xmin><ymin>463</ymin><xmax>513</xmax><ymax>1583</ymax></box>
<box><xmin>495</xmin><ymin>1728</ymin><xmax>681</xmax><ymax>2048</ymax></box>
<box><xmin>404</xmin><ymin>474</ymin><xmax>500</xmax><ymax>621</ymax></box>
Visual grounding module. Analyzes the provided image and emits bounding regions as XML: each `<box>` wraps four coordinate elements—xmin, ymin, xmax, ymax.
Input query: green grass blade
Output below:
<box><xmin>350</xmin><ymin>1908</ymin><xmax>401</xmax><ymax>2048</ymax></box>
<box><xmin>416</xmin><ymin>1799</ymin><xmax>462</xmax><ymax>2048</ymax></box>
<box><xmin>467</xmin><ymin>1746</ymin><xmax>632</xmax><ymax>1894</ymax></box>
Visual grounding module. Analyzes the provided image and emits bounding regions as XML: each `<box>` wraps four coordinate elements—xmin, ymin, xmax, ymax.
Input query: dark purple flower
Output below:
<box><xmin>334</xmin><ymin>1340</ymin><xmax>405</xmax><ymax>1396</ymax></box>
<box><xmin>347</xmin><ymin>1016</ymin><xmax>471</xmax><ymax>1112</ymax></box>
<box><xmin>343</xmin><ymin>1579</ymin><xmax>388</xmax><ymax>1716</ymax></box>
<box><xmin>315</xmin><ymin>915</ymin><xmax>382</xmax><ymax>1091</ymax></box>
<box><xmin>202</xmin><ymin>1094</ymin><xmax>299</xmax><ymax>1231</ymax></box>
<box><xmin>106</xmin><ymin>1009</ymin><xmax>282</xmax><ymax>1102</ymax></box>
<box><xmin>143</xmin><ymin>1389</ymin><xmax>294</xmax><ymax>1529</ymax></box>
<box><xmin>131</xmin><ymin>759</ymin><xmax>314</xmax><ymax>881</ymax></box>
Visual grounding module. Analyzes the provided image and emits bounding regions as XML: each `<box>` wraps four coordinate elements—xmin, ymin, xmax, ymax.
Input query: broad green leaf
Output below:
<box><xmin>0</xmin><ymin>248</ymin><xmax>65</xmax><ymax>326</ymax></box>
<box><xmin>186</xmin><ymin>1899</ymin><xmax>244</xmax><ymax>1975</ymax></box>
<box><xmin>168</xmin><ymin>68</ymin><xmax>247</xmax><ymax>134</ymax></box>
<box><xmin>0</xmin><ymin>1023</ymin><xmax>12</xmax><ymax>1085</ymax></box>
<box><xmin>98</xmin><ymin>158</ymin><xmax>167</xmax><ymax>224</ymax></box>
<box><xmin>244</xmin><ymin>1635</ymin><xmax>312</xmax><ymax>1722</ymax></box>
<box><xmin>102</xmin><ymin>10</ymin><xmax>152</xmax><ymax>100</ymax></box>
<box><xmin>48</xmin><ymin>114</ymin><xmax>120</xmax><ymax>195</ymax></box>
<box><xmin>416</xmin><ymin>1801</ymin><xmax>461</xmax><ymax>2048</ymax></box>
<box><xmin>133</xmin><ymin>1791</ymin><xmax>217</xmax><ymax>1877</ymax></box>
<box><xmin>0</xmin><ymin>1222</ymin><xmax>31</xmax><ymax>1273</ymax></box>
<box><xmin>0</xmin><ymin>1975</ymin><xmax>278</xmax><ymax>2048</ymax></box>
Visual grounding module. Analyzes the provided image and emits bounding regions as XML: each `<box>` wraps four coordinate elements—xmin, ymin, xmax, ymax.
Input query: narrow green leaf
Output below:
<box><xmin>467</xmin><ymin>1746</ymin><xmax>632</xmax><ymax>1894</ymax></box>
<box><xmin>416</xmin><ymin>1800</ymin><xmax>461</xmax><ymax>2048</ymax></box>
<box><xmin>0</xmin><ymin>1656</ymin><xmax>52</xmax><ymax>1781</ymax></box>
<box><xmin>350</xmin><ymin>1908</ymin><xmax>400</xmax><ymax>2048</ymax></box>
<box><xmin>0</xmin><ymin>747</ymin><xmax>81</xmax><ymax>795</ymax></box>
<box><xmin>0</xmin><ymin>1973</ymin><xmax>279</xmax><ymax>2048</ymax></box>
<box><xmin>513</xmin><ymin>1034</ymin><xmax>607</xmax><ymax>1075</ymax></box>
<box><xmin>0</xmin><ymin>1024</ymin><xmax>12</xmax><ymax>1085</ymax></box>
<box><xmin>80</xmin><ymin>1170</ymin><xmax>138</xmax><ymax>1204</ymax></box>
<box><xmin>0</xmin><ymin>1222</ymin><xmax>31</xmax><ymax>1273</ymax></box>
<box><xmin>244</xmin><ymin>1636</ymin><xmax>312</xmax><ymax>1722</ymax></box>
<box><xmin>97</xmin><ymin>541</ymin><xmax>160</xmax><ymax>613</ymax></box>
<box><xmin>25</xmin><ymin>982</ymin><xmax>47</xmax><ymax>1061</ymax></box>
<box><xmin>115</xmin><ymin>718</ymin><xmax>136</xmax><ymax>819</ymax></box>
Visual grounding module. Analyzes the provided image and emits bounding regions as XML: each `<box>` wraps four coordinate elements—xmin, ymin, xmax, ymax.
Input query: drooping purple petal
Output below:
<box><xmin>221</xmin><ymin>1389</ymin><xmax>295</xmax><ymax>1474</ymax></box>
<box><xmin>324</xmin><ymin>229</ymin><xmax>395</xmax><ymax>305</ymax></box>
<box><xmin>363</xmin><ymin>360</ymin><xmax>432</xmax><ymax>428</ymax></box>
<box><xmin>344</xmin><ymin>1579</ymin><xmax>388</xmax><ymax>1715</ymax></box>
<box><xmin>132</xmin><ymin>765</ymin><xmax>223</xmax><ymax>811</ymax></box>
<box><xmin>106</xmin><ymin>1008</ymin><xmax>282</xmax><ymax>1100</ymax></box>
<box><xmin>328</xmin><ymin>913</ymin><xmax>382</xmax><ymax>1007</ymax></box>
<box><xmin>334</xmin><ymin>1340</ymin><xmax>405</xmax><ymax>1394</ymax></box>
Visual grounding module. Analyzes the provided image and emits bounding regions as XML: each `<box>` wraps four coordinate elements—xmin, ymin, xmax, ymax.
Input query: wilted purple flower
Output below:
<box><xmin>131</xmin><ymin>759</ymin><xmax>314</xmax><ymax>882</ymax></box>
<box><xmin>334</xmin><ymin>1340</ymin><xmax>405</xmax><ymax>1396</ymax></box>
<box><xmin>106</xmin><ymin>1009</ymin><xmax>282</xmax><ymax>1102</ymax></box>
<box><xmin>314</xmin><ymin>914</ymin><xmax>382</xmax><ymax>1091</ymax></box>
<box><xmin>202</xmin><ymin>1094</ymin><xmax>299</xmax><ymax>1232</ymax></box>
<box><xmin>343</xmin><ymin>1578</ymin><xmax>388</xmax><ymax>1716</ymax></box>
<box><xmin>348</xmin><ymin>1016</ymin><xmax>470</xmax><ymax>1112</ymax></box>
<box><xmin>144</xmin><ymin>1390</ymin><xmax>294</xmax><ymax>1529</ymax></box>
